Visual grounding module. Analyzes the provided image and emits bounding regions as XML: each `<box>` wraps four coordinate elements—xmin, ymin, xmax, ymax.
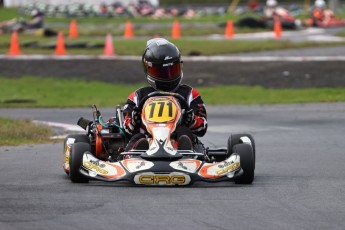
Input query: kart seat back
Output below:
<box><xmin>177</xmin><ymin>135</ymin><xmax>193</xmax><ymax>150</ymax></box>
<box><xmin>133</xmin><ymin>138</ymin><xmax>149</xmax><ymax>150</ymax></box>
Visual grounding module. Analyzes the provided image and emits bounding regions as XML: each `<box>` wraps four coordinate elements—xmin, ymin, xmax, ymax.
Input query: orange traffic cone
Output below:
<box><xmin>274</xmin><ymin>20</ymin><xmax>282</xmax><ymax>38</ymax></box>
<box><xmin>8</xmin><ymin>31</ymin><xmax>21</xmax><ymax>55</ymax></box>
<box><xmin>103</xmin><ymin>34</ymin><xmax>114</xmax><ymax>56</ymax></box>
<box><xmin>124</xmin><ymin>21</ymin><xmax>134</xmax><ymax>39</ymax></box>
<box><xmin>171</xmin><ymin>20</ymin><xmax>181</xmax><ymax>39</ymax></box>
<box><xmin>69</xmin><ymin>19</ymin><xmax>79</xmax><ymax>39</ymax></box>
<box><xmin>225</xmin><ymin>20</ymin><xmax>234</xmax><ymax>39</ymax></box>
<box><xmin>55</xmin><ymin>32</ymin><xmax>67</xmax><ymax>55</ymax></box>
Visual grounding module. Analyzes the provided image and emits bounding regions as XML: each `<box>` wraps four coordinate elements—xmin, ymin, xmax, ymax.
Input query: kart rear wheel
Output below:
<box><xmin>69</xmin><ymin>142</ymin><xmax>90</xmax><ymax>183</ymax></box>
<box><xmin>233</xmin><ymin>144</ymin><xmax>254</xmax><ymax>184</ymax></box>
<box><xmin>227</xmin><ymin>133</ymin><xmax>255</xmax><ymax>164</ymax></box>
<box><xmin>63</xmin><ymin>134</ymin><xmax>90</xmax><ymax>175</ymax></box>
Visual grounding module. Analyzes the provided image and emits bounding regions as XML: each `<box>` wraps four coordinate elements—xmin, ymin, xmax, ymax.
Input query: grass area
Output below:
<box><xmin>1</xmin><ymin>5</ymin><xmax>345</xmax><ymax>24</ymax></box>
<box><xmin>0</xmin><ymin>7</ymin><xmax>245</xmax><ymax>24</ymax></box>
<box><xmin>0</xmin><ymin>116</ymin><xmax>53</xmax><ymax>146</ymax></box>
<box><xmin>1</xmin><ymin>34</ymin><xmax>345</xmax><ymax>55</ymax></box>
<box><xmin>0</xmin><ymin>20</ymin><xmax>266</xmax><ymax>37</ymax></box>
<box><xmin>43</xmin><ymin>14</ymin><xmax>239</xmax><ymax>24</ymax></box>
<box><xmin>1</xmin><ymin>7</ymin><xmax>266</xmax><ymax>38</ymax></box>
<box><xmin>202</xmin><ymin>86</ymin><xmax>345</xmax><ymax>104</ymax></box>
<box><xmin>0</xmin><ymin>76</ymin><xmax>141</xmax><ymax>107</ymax></box>
<box><xmin>0</xmin><ymin>8</ymin><xmax>23</xmax><ymax>21</ymax></box>
<box><xmin>0</xmin><ymin>7</ymin><xmax>245</xmax><ymax>26</ymax></box>
<box><xmin>1</xmin><ymin>76</ymin><xmax>345</xmax><ymax>108</ymax></box>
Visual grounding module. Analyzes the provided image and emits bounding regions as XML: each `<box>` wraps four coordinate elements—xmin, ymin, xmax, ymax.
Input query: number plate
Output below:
<box><xmin>144</xmin><ymin>97</ymin><xmax>177</xmax><ymax>123</ymax></box>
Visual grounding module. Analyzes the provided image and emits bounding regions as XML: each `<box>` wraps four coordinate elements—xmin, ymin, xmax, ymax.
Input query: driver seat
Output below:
<box><xmin>133</xmin><ymin>138</ymin><xmax>149</xmax><ymax>150</ymax></box>
<box><xmin>177</xmin><ymin>135</ymin><xmax>193</xmax><ymax>150</ymax></box>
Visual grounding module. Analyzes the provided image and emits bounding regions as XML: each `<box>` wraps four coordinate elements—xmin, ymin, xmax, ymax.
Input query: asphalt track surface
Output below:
<box><xmin>1</xmin><ymin>103</ymin><xmax>345</xmax><ymax>230</ymax></box>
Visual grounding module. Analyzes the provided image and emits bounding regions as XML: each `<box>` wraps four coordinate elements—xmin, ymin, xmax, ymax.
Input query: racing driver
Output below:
<box><xmin>123</xmin><ymin>38</ymin><xmax>207</xmax><ymax>151</ymax></box>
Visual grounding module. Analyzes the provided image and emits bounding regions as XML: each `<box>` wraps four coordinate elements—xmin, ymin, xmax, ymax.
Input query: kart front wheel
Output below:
<box><xmin>63</xmin><ymin>134</ymin><xmax>90</xmax><ymax>175</ymax></box>
<box><xmin>69</xmin><ymin>142</ymin><xmax>90</xmax><ymax>183</ymax></box>
<box><xmin>233</xmin><ymin>144</ymin><xmax>254</xmax><ymax>184</ymax></box>
<box><xmin>227</xmin><ymin>133</ymin><xmax>255</xmax><ymax>164</ymax></box>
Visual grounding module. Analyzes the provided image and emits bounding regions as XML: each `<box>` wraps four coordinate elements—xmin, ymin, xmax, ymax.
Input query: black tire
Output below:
<box><xmin>63</xmin><ymin>134</ymin><xmax>90</xmax><ymax>175</ymax></box>
<box><xmin>227</xmin><ymin>133</ymin><xmax>255</xmax><ymax>163</ymax></box>
<box><xmin>69</xmin><ymin>142</ymin><xmax>90</xmax><ymax>183</ymax></box>
<box><xmin>233</xmin><ymin>144</ymin><xmax>255</xmax><ymax>184</ymax></box>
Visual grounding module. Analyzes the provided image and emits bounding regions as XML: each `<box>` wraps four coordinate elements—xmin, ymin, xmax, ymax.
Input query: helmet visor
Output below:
<box><xmin>146</xmin><ymin>61</ymin><xmax>181</xmax><ymax>80</ymax></box>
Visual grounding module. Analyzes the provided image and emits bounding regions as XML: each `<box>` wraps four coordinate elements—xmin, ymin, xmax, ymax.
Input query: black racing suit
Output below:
<box><xmin>122</xmin><ymin>84</ymin><xmax>207</xmax><ymax>149</ymax></box>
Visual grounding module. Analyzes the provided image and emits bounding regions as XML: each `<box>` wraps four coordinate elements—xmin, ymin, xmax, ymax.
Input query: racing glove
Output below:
<box><xmin>123</xmin><ymin>107</ymin><xmax>142</xmax><ymax>135</ymax></box>
<box><xmin>131</xmin><ymin>107</ymin><xmax>142</xmax><ymax>127</ymax></box>
<box><xmin>183</xmin><ymin>109</ymin><xmax>196</xmax><ymax>128</ymax></box>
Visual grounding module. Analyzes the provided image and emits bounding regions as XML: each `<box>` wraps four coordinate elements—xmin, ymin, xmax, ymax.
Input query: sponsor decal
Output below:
<box><xmin>136</xmin><ymin>161</ymin><xmax>145</xmax><ymax>170</ymax></box>
<box><xmin>163</xmin><ymin>62</ymin><xmax>174</xmax><ymax>67</ymax></box>
<box><xmin>134</xmin><ymin>173</ymin><xmax>190</xmax><ymax>185</ymax></box>
<box><xmin>178</xmin><ymin>162</ymin><xmax>188</xmax><ymax>170</ymax></box>
<box><xmin>166</xmin><ymin>146</ymin><xmax>174</xmax><ymax>152</ymax></box>
<box><xmin>100</xmin><ymin>129</ymin><xmax>110</xmax><ymax>134</ymax></box>
<box><xmin>216</xmin><ymin>162</ymin><xmax>240</xmax><ymax>175</ymax></box>
<box><xmin>170</xmin><ymin>160</ymin><xmax>201</xmax><ymax>173</ymax></box>
<box><xmin>218</xmin><ymin>161</ymin><xmax>234</xmax><ymax>168</ymax></box>
<box><xmin>199</xmin><ymin>154</ymin><xmax>240</xmax><ymax>179</ymax></box>
<box><xmin>64</xmin><ymin>147</ymin><xmax>70</xmax><ymax>171</ymax></box>
<box><xmin>83</xmin><ymin>161</ymin><xmax>109</xmax><ymax>175</ymax></box>
<box><xmin>65</xmin><ymin>155</ymin><xmax>70</xmax><ymax>163</ymax></box>
<box><xmin>90</xmin><ymin>160</ymin><xmax>106</xmax><ymax>168</ymax></box>
<box><xmin>122</xmin><ymin>159</ymin><xmax>154</xmax><ymax>172</ymax></box>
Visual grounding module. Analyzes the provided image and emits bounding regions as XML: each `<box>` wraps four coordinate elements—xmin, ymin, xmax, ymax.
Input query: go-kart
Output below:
<box><xmin>63</xmin><ymin>91</ymin><xmax>256</xmax><ymax>186</ymax></box>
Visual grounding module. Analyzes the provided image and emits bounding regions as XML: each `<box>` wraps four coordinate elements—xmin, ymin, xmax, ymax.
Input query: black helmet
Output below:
<box><xmin>31</xmin><ymin>9</ymin><xmax>40</xmax><ymax>17</ymax></box>
<box><xmin>142</xmin><ymin>38</ymin><xmax>183</xmax><ymax>92</ymax></box>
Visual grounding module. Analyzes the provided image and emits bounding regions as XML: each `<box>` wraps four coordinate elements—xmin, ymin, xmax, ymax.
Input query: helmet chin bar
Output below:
<box><xmin>146</xmin><ymin>73</ymin><xmax>183</xmax><ymax>92</ymax></box>
<box><xmin>147</xmin><ymin>76</ymin><xmax>157</xmax><ymax>90</ymax></box>
<box><xmin>172</xmin><ymin>72</ymin><xmax>183</xmax><ymax>92</ymax></box>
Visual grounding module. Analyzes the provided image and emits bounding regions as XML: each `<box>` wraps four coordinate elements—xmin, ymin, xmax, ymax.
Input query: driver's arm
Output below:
<box><xmin>122</xmin><ymin>91</ymin><xmax>140</xmax><ymax>135</ymax></box>
<box><xmin>189</xmin><ymin>89</ymin><xmax>207</xmax><ymax>137</ymax></box>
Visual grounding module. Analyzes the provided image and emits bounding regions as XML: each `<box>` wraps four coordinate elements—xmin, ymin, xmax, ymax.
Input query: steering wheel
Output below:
<box><xmin>137</xmin><ymin>91</ymin><xmax>190</xmax><ymax>111</ymax></box>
